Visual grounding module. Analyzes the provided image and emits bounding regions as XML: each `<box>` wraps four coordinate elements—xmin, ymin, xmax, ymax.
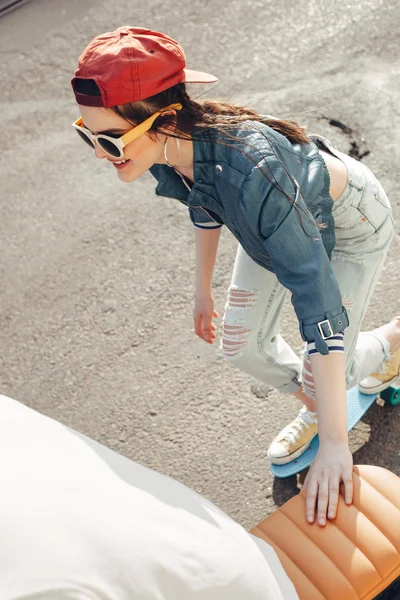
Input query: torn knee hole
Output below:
<box><xmin>222</xmin><ymin>323</ymin><xmax>252</xmax><ymax>357</ymax></box>
<box><xmin>302</xmin><ymin>359</ymin><xmax>315</xmax><ymax>393</ymax></box>
<box><xmin>227</xmin><ymin>287</ymin><xmax>258</xmax><ymax>308</ymax></box>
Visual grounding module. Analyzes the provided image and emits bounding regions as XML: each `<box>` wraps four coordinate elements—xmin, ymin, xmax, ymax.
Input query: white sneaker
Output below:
<box><xmin>267</xmin><ymin>406</ymin><xmax>318</xmax><ymax>465</ymax></box>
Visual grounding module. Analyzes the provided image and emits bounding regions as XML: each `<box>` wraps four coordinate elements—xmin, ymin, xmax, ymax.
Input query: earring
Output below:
<box><xmin>163</xmin><ymin>137</ymin><xmax>181</xmax><ymax>168</ymax></box>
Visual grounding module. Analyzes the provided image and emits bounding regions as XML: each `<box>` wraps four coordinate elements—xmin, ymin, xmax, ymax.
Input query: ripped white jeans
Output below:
<box><xmin>221</xmin><ymin>138</ymin><xmax>394</xmax><ymax>397</ymax></box>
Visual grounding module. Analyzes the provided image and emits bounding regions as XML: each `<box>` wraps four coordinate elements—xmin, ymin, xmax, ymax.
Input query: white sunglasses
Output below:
<box><xmin>72</xmin><ymin>103</ymin><xmax>182</xmax><ymax>158</ymax></box>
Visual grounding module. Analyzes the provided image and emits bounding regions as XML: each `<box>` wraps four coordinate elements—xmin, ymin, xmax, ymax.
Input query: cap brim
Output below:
<box><xmin>183</xmin><ymin>68</ymin><xmax>218</xmax><ymax>84</ymax></box>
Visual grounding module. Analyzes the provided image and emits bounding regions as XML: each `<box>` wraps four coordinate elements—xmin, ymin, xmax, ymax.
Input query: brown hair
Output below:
<box><xmin>111</xmin><ymin>82</ymin><xmax>309</xmax><ymax>145</ymax></box>
<box><xmin>112</xmin><ymin>83</ymin><xmax>315</xmax><ymax>222</ymax></box>
<box><xmin>73</xmin><ymin>79</ymin><xmax>317</xmax><ymax>230</ymax></box>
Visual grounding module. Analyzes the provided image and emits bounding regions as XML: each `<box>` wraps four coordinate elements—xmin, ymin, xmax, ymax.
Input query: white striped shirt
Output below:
<box><xmin>307</xmin><ymin>332</ymin><xmax>345</xmax><ymax>356</ymax></box>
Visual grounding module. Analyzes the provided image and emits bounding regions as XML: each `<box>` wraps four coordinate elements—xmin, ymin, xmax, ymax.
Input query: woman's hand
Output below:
<box><xmin>303</xmin><ymin>440</ymin><xmax>353</xmax><ymax>526</ymax></box>
<box><xmin>193</xmin><ymin>294</ymin><xmax>219</xmax><ymax>344</ymax></box>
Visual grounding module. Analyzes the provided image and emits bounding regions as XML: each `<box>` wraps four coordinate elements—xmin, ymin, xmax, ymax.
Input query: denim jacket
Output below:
<box><xmin>149</xmin><ymin>122</ymin><xmax>349</xmax><ymax>354</ymax></box>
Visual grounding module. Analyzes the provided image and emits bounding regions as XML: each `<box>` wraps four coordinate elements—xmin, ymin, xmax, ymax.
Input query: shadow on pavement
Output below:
<box><xmin>0</xmin><ymin>0</ymin><xmax>31</xmax><ymax>19</ymax></box>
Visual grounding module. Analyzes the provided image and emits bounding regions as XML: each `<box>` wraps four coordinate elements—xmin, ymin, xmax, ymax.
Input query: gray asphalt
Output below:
<box><xmin>0</xmin><ymin>0</ymin><xmax>399</xmax><ymax>529</ymax></box>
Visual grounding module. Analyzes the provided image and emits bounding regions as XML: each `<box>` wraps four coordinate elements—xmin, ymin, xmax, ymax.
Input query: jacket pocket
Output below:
<box><xmin>213</xmin><ymin>162</ymin><xmax>247</xmax><ymax>217</ymax></box>
<box><xmin>334</xmin><ymin>176</ymin><xmax>393</xmax><ymax>247</ymax></box>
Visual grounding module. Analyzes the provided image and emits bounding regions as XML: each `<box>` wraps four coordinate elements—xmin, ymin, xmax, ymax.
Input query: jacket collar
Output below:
<box><xmin>151</xmin><ymin>129</ymin><xmax>217</xmax><ymax>206</ymax></box>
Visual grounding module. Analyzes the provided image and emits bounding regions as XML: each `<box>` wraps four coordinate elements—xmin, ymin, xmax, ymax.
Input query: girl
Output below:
<box><xmin>71</xmin><ymin>26</ymin><xmax>399</xmax><ymax>527</ymax></box>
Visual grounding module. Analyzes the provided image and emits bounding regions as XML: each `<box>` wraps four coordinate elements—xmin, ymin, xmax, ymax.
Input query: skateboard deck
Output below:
<box><xmin>270</xmin><ymin>385</ymin><xmax>399</xmax><ymax>478</ymax></box>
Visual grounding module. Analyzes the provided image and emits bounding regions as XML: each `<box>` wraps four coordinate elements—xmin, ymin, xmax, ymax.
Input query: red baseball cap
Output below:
<box><xmin>71</xmin><ymin>26</ymin><xmax>218</xmax><ymax>108</ymax></box>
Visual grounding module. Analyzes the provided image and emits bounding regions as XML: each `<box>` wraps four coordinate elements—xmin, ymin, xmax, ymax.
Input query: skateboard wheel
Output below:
<box><xmin>380</xmin><ymin>386</ymin><xmax>400</xmax><ymax>406</ymax></box>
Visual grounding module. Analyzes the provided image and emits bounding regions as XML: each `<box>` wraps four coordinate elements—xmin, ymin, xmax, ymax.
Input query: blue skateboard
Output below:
<box><xmin>270</xmin><ymin>385</ymin><xmax>400</xmax><ymax>478</ymax></box>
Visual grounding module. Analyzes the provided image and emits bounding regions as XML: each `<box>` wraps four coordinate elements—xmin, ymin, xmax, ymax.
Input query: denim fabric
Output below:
<box><xmin>219</xmin><ymin>138</ymin><xmax>394</xmax><ymax>394</ymax></box>
<box><xmin>149</xmin><ymin>122</ymin><xmax>350</xmax><ymax>350</ymax></box>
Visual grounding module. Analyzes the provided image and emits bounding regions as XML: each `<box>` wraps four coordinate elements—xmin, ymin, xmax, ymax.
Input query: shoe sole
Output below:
<box><xmin>268</xmin><ymin>436</ymin><xmax>317</xmax><ymax>466</ymax></box>
<box><xmin>358</xmin><ymin>374</ymin><xmax>400</xmax><ymax>395</ymax></box>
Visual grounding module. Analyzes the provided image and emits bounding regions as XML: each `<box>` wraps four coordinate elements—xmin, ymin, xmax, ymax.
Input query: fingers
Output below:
<box><xmin>306</xmin><ymin>475</ymin><xmax>338</xmax><ymax>526</ymax></box>
<box><xmin>327</xmin><ymin>476</ymin><xmax>339</xmax><ymax>521</ymax></box>
<box><xmin>203</xmin><ymin>314</ymin><xmax>216</xmax><ymax>343</ymax></box>
<box><xmin>193</xmin><ymin>314</ymin><xmax>204</xmax><ymax>340</ymax></box>
<box><xmin>343</xmin><ymin>469</ymin><xmax>354</xmax><ymax>506</ymax></box>
<box><xmin>193</xmin><ymin>312</ymin><xmax>218</xmax><ymax>343</ymax></box>
<box><xmin>304</xmin><ymin>446</ymin><xmax>354</xmax><ymax>526</ymax></box>
<box><xmin>306</xmin><ymin>471</ymin><xmax>353</xmax><ymax>526</ymax></box>
<box><xmin>305</xmin><ymin>478</ymin><xmax>318</xmax><ymax>524</ymax></box>
<box><xmin>316</xmin><ymin>477</ymin><xmax>330</xmax><ymax>526</ymax></box>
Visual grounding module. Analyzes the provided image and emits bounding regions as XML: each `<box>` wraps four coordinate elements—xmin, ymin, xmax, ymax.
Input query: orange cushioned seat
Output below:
<box><xmin>251</xmin><ymin>465</ymin><xmax>400</xmax><ymax>600</ymax></box>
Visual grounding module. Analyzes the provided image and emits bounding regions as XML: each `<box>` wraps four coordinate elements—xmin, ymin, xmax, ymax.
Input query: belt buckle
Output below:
<box><xmin>317</xmin><ymin>319</ymin><xmax>334</xmax><ymax>339</ymax></box>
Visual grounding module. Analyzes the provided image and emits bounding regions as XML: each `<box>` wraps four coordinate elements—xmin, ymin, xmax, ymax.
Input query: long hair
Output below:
<box><xmin>73</xmin><ymin>79</ymin><xmax>319</xmax><ymax>231</ymax></box>
<box><xmin>110</xmin><ymin>82</ymin><xmax>309</xmax><ymax>145</ymax></box>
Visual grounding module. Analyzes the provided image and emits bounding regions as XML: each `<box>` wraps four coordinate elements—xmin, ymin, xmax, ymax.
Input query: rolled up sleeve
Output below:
<box><xmin>189</xmin><ymin>206</ymin><xmax>223</xmax><ymax>230</ymax></box>
<box><xmin>264</xmin><ymin>208</ymin><xmax>349</xmax><ymax>353</ymax></box>
<box><xmin>242</xmin><ymin>155</ymin><xmax>349</xmax><ymax>355</ymax></box>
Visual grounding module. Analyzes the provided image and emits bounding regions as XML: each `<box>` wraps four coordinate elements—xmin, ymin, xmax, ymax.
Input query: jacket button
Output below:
<box><xmin>215</xmin><ymin>164</ymin><xmax>223</xmax><ymax>173</ymax></box>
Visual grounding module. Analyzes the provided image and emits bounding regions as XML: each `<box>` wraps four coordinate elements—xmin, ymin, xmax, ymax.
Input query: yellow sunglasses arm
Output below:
<box><xmin>121</xmin><ymin>103</ymin><xmax>183</xmax><ymax>145</ymax></box>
